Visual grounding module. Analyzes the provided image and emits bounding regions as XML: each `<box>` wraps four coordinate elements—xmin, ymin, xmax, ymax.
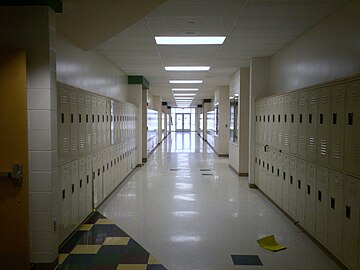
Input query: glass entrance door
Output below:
<box><xmin>175</xmin><ymin>113</ymin><xmax>191</xmax><ymax>131</ymax></box>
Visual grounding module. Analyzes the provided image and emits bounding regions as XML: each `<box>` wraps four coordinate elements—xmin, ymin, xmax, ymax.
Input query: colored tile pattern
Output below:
<box><xmin>58</xmin><ymin>211</ymin><xmax>167</xmax><ymax>270</ymax></box>
<box><xmin>231</xmin><ymin>255</ymin><xmax>263</xmax><ymax>266</ymax></box>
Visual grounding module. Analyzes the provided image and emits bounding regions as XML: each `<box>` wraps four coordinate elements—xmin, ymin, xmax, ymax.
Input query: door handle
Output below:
<box><xmin>0</xmin><ymin>163</ymin><xmax>23</xmax><ymax>186</ymax></box>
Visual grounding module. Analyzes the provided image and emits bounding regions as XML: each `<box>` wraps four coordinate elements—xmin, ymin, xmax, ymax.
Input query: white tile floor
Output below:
<box><xmin>99</xmin><ymin>132</ymin><xmax>341</xmax><ymax>270</ymax></box>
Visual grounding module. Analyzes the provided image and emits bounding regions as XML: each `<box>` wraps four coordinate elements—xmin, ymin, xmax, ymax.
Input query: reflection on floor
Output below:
<box><xmin>58</xmin><ymin>211</ymin><xmax>167</xmax><ymax>270</ymax></box>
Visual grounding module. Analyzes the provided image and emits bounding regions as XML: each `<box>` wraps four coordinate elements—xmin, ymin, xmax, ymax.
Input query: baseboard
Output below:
<box><xmin>142</xmin><ymin>158</ymin><xmax>147</xmax><ymax>163</ymax></box>
<box><xmin>239</xmin><ymin>173</ymin><xmax>249</xmax><ymax>177</ymax></box>
<box><xmin>228</xmin><ymin>164</ymin><xmax>249</xmax><ymax>177</ymax></box>
<box><xmin>248</xmin><ymin>183</ymin><xmax>257</xmax><ymax>189</ymax></box>
<box><xmin>218</xmin><ymin>154</ymin><xmax>229</xmax><ymax>157</ymax></box>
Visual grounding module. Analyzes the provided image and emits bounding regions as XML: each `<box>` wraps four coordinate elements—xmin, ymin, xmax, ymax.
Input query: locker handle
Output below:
<box><xmin>330</xmin><ymin>197</ymin><xmax>335</xmax><ymax>209</ymax></box>
<box><xmin>277</xmin><ymin>169</ymin><xmax>280</xmax><ymax>177</ymax></box>
<box><xmin>61</xmin><ymin>113</ymin><xmax>65</xmax><ymax>124</ymax></box>
<box><xmin>332</xmin><ymin>113</ymin><xmax>337</xmax><ymax>125</ymax></box>
<box><xmin>298</xmin><ymin>180</ymin><xmax>301</xmax><ymax>190</ymax></box>
<box><xmin>80</xmin><ymin>179</ymin><xmax>82</xmax><ymax>189</ymax></box>
<box><xmin>348</xmin><ymin>113</ymin><xmax>353</xmax><ymax>126</ymax></box>
<box><xmin>290</xmin><ymin>175</ymin><xmax>293</xmax><ymax>184</ymax></box>
<box><xmin>308</xmin><ymin>113</ymin><xmax>312</xmax><ymax>124</ymax></box>
<box><xmin>97</xmin><ymin>169</ymin><xmax>100</xmax><ymax>176</ymax></box>
<box><xmin>72</xmin><ymin>184</ymin><xmax>74</xmax><ymax>194</ymax></box>
<box><xmin>71</xmin><ymin>114</ymin><xmax>74</xmax><ymax>123</ymax></box>
<box><xmin>299</xmin><ymin>114</ymin><xmax>303</xmax><ymax>123</ymax></box>
<box><xmin>346</xmin><ymin>205</ymin><xmax>351</xmax><ymax>219</ymax></box>
<box><xmin>319</xmin><ymin>114</ymin><xmax>323</xmax><ymax>124</ymax></box>
<box><xmin>79</xmin><ymin>114</ymin><xmax>82</xmax><ymax>123</ymax></box>
<box><xmin>103</xmin><ymin>166</ymin><xmax>105</xmax><ymax>173</ymax></box>
<box><xmin>272</xmin><ymin>166</ymin><xmax>274</xmax><ymax>173</ymax></box>
<box><xmin>87</xmin><ymin>175</ymin><xmax>89</xmax><ymax>184</ymax></box>
<box><xmin>283</xmin><ymin>172</ymin><xmax>286</xmax><ymax>180</ymax></box>
<box><xmin>62</xmin><ymin>189</ymin><xmax>65</xmax><ymax>200</ymax></box>
<box><xmin>307</xmin><ymin>185</ymin><xmax>311</xmax><ymax>195</ymax></box>
<box><xmin>317</xmin><ymin>190</ymin><xmax>322</xmax><ymax>201</ymax></box>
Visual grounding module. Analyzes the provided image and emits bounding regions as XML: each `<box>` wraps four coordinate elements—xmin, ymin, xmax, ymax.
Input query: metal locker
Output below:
<box><xmin>298</xmin><ymin>91</ymin><xmax>307</xmax><ymax>158</ymax></box>
<box><xmin>91</xmin><ymin>96</ymin><xmax>98</xmax><ymax>151</ymax></box>
<box><xmin>330</xmin><ymin>84</ymin><xmax>345</xmax><ymax>169</ymax></box>
<box><xmin>86</xmin><ymin>155</ymin><xmax>93</xmax><ymax>214</ymax></box>
<box><xmin>106</xmin><ymin>99</ymin><xmax>111</xmax><ymax>146</ymax></box>
<box><xmin>344</xmin><ymin>80</ymin><xmax>360</xmax><ymax>178</ymax></box>
<box><xmin>305</xmin><ymin>161</ymin><xmax>316</xmax><ymax>235</ymax></box>
<box><xmin>289</xmin><ymin>93</ymin><xmax>298</xmax><ymax>155</ymax></box>
<box><xmin>306</xmin><ymin>90</ymin><xmax>318</xmax><ymax>161</ymax></box>
<box><xmin>70</xmin><ymin>160</ymin><xmax>79</xmax><ymax>228</ymax></box>
<box><xmin>102</xmin><ymin>149</ymin><xmax>109</xmax><ymax>198</ymax></box>
<box><xmin>97</xmin><ymin>151</ymin><xmax>104</xmax><ymax>205</ymax></box>
<box><xmin>255</xmin><ymin>102</ymin><xmax>260</xmax><ymax>145</ymax></box>
<box><xmin>283</xmin><ymin>95</ymin><xmax>291</xmax><ymax>153</ymax></box>
<box><xmin>327</xmin><ymin>170</ymin><xmax>343</xmax><ymax>260</ymax></box>
<box><xmin>317</xmin><ymin>87</ymin><xmax>331</xmax><ymax>165</ymax></box>
<box><xmin>271</xmin><ymin>98</ymin><xmax>278</xmax><ymax>148</ymax></box>
<box><xmin>269</xmin><ymin>148</ymin><xmax>278</xmax><ymax>200</ymax></box>
<box><xmin>97</xmin><ymin>97</ymin><xmax>104</xmax><ymax>149</ymax></box>
<box><xmin>277</xmin><ymin>96</ymin><xmax>284</xmax><ymax>151</ymax></box>
<box><xmin>288</xmin><ymin>156</ymin><xmax>297</xmax><ymax>219</ymax></box>
<box><xmin>57</xmin><ymin>86</ymin><xmax>71</xmax><ymax>163</ymax></box>
<box><xmin>100</xmin><ymin>98</ymin><xmax>106</xmax><ymax>148</ymax></box>
<box><xmin>315</xmin><ymin>165</ymin><xmax>328</xmax><ymax>244</ymax></box>
<box><xmin>296</xmin><ymin>158</ymin><xmax>306</xmax><ymax>225</ymax></box>
<box><xmin>85</xmin><ymin>94</ymin><xmax>92</xmax><ymax>154</ymax></box>
<box><xmin>276</xmin><ymin>151</ymin><xmax>283</xmax><ymax>207</ymax></box>
<box><xmin>266</xmin><ymin>99</ymin><xmax>272</xmax><ymax>146</ymax></box>
<box><xmin>70</xmin><ymin>91</ymin><xmax>79</xmax><ymax>158</ymax></box>
<box><xmin>111</xmin><ymin>147</ymin><xmax>116</xmax><ymax>189</ymax></box>
<box><xmin>282</xmin><ymin>153</ymin><xmax>290</xmax><ymax>213</ymax></box>
<box><xmin>92</xmin><ymin>153</ymin><xmax>99</xmax><ymax>207</ymax></box>
<box><xmin>59</xmin><ymin>162</ymin><xmax>71</xmax><ymax>242</ymax></box>
<box><xmin>342</xmin><ymin>175</ymin><xmax>360</xmax><ymax>270</ymax></box>
<box><xmin>78</xmin><ymin>157</ymin><xmax>86</xmax><ymax>222</ymax></box>
<box><xmin>78</xmin><ymin>92</ymin><xmax>86</xmax><ymax>156</ymax></box>
<box><xmin>256</xmin><ymin>145</ymin><xmax>263</xmax><ymax>190</ymax></box>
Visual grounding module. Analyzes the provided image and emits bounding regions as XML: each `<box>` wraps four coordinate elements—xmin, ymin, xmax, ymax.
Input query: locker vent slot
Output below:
<box><xmin>72</xmin><ymin>184</ymin><xmax>74</xmax><ymax>194</ymax></box>
<box><xmin>298</xmin><ymin>180</ymin><xmax>301</xmax><ymax>189</ymax></box>
<box><xmin>62</xmin><ymin>189</ymin><xmax>65</xmax><ymax>200</ymax></box>
<box><xmin>320</xmin><ymin>140</ymin><xmax>327</xmax><ymax>156</ymax></box>
<box><xmin>318</xmin><ymin>190</ymin><xmax>322</xmax><ymax>201</ymax></box>
<box><xmin>307</xmin><ymin>185</ymin><xmax>311</xmax><ymax>195</ymax></box>
<box><xmin>345</xmin><ymin>205</ymin><xmax>351</xmax><ymax>219</ymax></box>
<box><xmin>284</xmin><ymin>134</ymin><xmax>289</xmax><ymax>146</ymax></box>
<box><xmin>331</xmin><ymin>197</ymin><xmax>335</xmax><ymax>209</ymax></box>
<box><xmin>332</xmin><ymin>113</ymin><xmax>337</xmax><ymax>125</ymax></box>
<box><xmin>308</xmin><ymin>114</ymin><xmax>312</xmax><ymax>124</ymax></box>
<box><xmin>61</xmin><ymin>113</ymin><xmax>65</xmax><ymax>124</ymax></box>
<box><xmin>331</xmin><ymin>143</ymin><xmax>341</xmax><ymax>160</ymax></box>
<box><xmin>309</xmin><ymin>137</ymin><xmax>316</xmax><ymax>152</ymax></box>
<box><xmin>347</xmin><ymin>113</ymin><xmax>353</xmax><ymax>126</ymax></box>
<box><xmin>319</xmin><ymin>114</ymin><xmax>323</xmax><ymax>124</ymax></box>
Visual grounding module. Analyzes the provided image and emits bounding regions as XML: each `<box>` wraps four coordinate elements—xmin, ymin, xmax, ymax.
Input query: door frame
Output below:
<box><xmin>175</xmin><ymin>113</ymin><xmax>191</xmax><ymax>132</ymax></box>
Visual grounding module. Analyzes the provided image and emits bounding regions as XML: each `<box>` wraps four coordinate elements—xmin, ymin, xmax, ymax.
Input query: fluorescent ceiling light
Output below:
<box><xmin>173</xmin><ymin>94</ymin><xmax>196</xmax><ymax>96</ymax></box>
<box><xmin>170</xmin><ymin>80</ymin><xmax>203</xmax><ymax>84</ymax></box>
<box><xmin>175</xmin><ymin>97</ymin><xmax>193</xmax><ymax>99</ymax></box>
<box><xmin>172</xmin><ymin>88</ymin><xmax>199</xmax><ymax>91</ymax></box>
<box><xmin>165</xmin><ymin>66</ymin><xmax>210</xmax><ymax>71</ymax></box>
<box><xmin>155</xmin><ymin>36</ymin><xmax>226</xmax><ymax>45</ymax></box>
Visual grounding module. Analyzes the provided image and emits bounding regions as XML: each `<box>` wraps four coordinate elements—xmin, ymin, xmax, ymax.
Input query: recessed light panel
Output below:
<box><xmin>155</xmin><ymin>36</ymin><xmax>226</xmax><ymax>45</ymax></box>
<box><xmin>169</xmin><ymin>80</ymin><xmax>203</xmax><ymax>84</ymax></box>
<box><xmin>165</xmin><ymin>66</ymin><xmax>210</xmax><ymax>71</ymax></box>
<box><xmin>173</xmin><ymin>94</ymin><xmax>196</xmax><ymax>96</ymax></box>
<box><xmin>172</xmin><ymin>88</ymin><xmax>199</xmax><ymax>91</ymax></box>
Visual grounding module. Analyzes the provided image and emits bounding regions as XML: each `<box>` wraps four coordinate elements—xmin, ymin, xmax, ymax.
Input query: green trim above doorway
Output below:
<box><xmin>128</xmin><ymin>76</ymin><xmax>149</xmax><ymax>90</ymax></box>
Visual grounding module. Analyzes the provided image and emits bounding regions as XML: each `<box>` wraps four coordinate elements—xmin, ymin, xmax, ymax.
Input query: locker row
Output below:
<box><xmin>255</xmin><ymin>144</ymin><xmax>360</xmax><ymax>270</ymax></box>
<box><xmin>59</xmin><ymin>141</ymin><xmax>137</xmax><ymax>243</ymax></box>
<box><xmin>57</xmin><ymin>84</ymin><xmax>137</xmax><ymax>164</ymax></box>
<box><xmin>255</xmin><ymin>79</ymin><xmax>360</xmax><ymax>177</ymax></box>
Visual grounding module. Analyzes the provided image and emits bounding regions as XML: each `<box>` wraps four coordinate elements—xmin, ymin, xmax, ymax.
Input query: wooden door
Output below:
<box><xmin>0</xmin><ymin>50</ymin><xmax>29</xmax><ymax>269</ymax></box>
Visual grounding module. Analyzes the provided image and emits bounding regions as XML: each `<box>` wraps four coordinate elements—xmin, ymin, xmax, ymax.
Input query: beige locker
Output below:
<box><xmin>296</xmin><ymin>159</ymin><xmax>306</xmax><ymax>225</ymax></box>
<box><xmin>271</xmin><ymin>98</ymin><xmax>278</xmax><ymax>148</ymax></box>
<box><xmin>97</xmin><ymin>97</ymin><xmax>104</xmax><ymax>149</ymax></box>
<box><xmin>275</xmin><ymin>151</ymin><xmax>283</xmax><ymax>207</ymax></box>
<box><xmin>283</xmin><ymin>95</ymin><xmax>291</xmax><ymax>153</ymax></box>
<box><xmin>317</xmin><ymin>87</ymin><xmax>331</xmax><ymax>165</ymax></box>
<box><xmin>70</xmin><ymin>91</ymin><xmax>79</xmax><ymax>158</ymax></box>
<box><xmin>342</xmin><ymin>175</ymin><xmax>360</xmax><ymax>270</ymax></box>
<box><xmin>78</xmin><ymin>157</ymin><xmax>86</xmax><ymax>222</ymax></box>
<box><xmin>330</xmin><ymin>84</ymin><xmax>345</xmax><ymax>169</ymax></box>
<box><xmin>85</xmin><ymin>94</ymin><xmax>92</xmax><ymax>154</ymax></box>
<box><xmin>282</xmin><ymin>153</ymin><xmax>290</xmax><ymax>213</ymax></box>
<box><xmin>269</xmin><ymin>148</ymin><xmax>277</xmax><ymax>200</ymax></box>
<box><xmin>277</xmin><ymin>96</ymin><xmax>284</xmax><ymax>151</ymax></box>
<box><xmin>298</xmin><ymin>92</ymin><xmax>307</xmax><ymax>158</ymax></box>
<box><xmin>306</xmin><ymin>90</ymin><xmax>317</xmax><ymax>161</ymax></box>
<box><xmin>59</xmin><ymin>162</ymin><xmax>71</xmax><ymax>242</ymax></box>
<box><xmin>265</xmin><ymin>99</ymin><xmax>272</xmax><ymax>146</ymax></box>
<box><xmin>315</xmin><ymin>165</ymin><xmax>328</xmax><ymax>244</ymax></box>
<box><xmin>78</xmin><ymin>92</ymin><xmax>86</xmax><ymax>156</ymax></box>
<box><xmin>344</xmin><ymin>80</ymin><xmax>360</xmax><ymax>178</ymax></box>
<box><xmin>255</xmin><ymin>144</ymin><xmax>260</xmax><ymax>185</ymax></box>
<box><xmin>86</xmin><ymin>155</ymin><xmax>93</xmax><ymax>214</ymax></box>
<box><xmin>70</xmin><ymin>160</ymin><xmax>79</xmax><ymax>228</ymax></box>
<box><xmin>57</xmin><ymin>87</ymin><xmax>71</xmax><ymax>163</ymax></box>
<box><xmin>289</xmin><ymin>93</ymin><xmax>298</xmax><ymax>155</ymax></box>
<box><xmin>92</xmin><ymin>153</ymin><xmax>99</xmax><ymax>207</ymax></box>
<box><xmin>327</xmin><ymin>170</ymin><xmax>343</xmax><ymax>260</ymax></box>
<box><xmin>255</xmin><ymin>102</ymin><xmax>260</xmax><ymax>144</ymax></box>
<box><xmin>305</xmin><ymin>162</ymin><xmax>316</xmax><ymax>235</ymax></box>
<box><xmin>106</xmin><ymin>99</ymin><xmax>111</xmax><ymax>146</ymax></box>
<box><xmin>92</xmin><ymin>96</ymin><xmax>98</xmax><ymax>151</ymax></box>
<box><xmin>288</xmin><ymin>156</ymin><xmax>297</xmax><ymax>219</ymax></box>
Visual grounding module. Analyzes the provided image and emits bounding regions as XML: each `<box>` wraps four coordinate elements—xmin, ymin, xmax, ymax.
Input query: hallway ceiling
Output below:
<box><xmin>58</xmin><ymin>0</ymin><xmax>348</xmax><ymax>107</ymax></box>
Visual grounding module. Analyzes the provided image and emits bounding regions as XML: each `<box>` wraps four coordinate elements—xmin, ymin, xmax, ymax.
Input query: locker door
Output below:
<box><xmin>70</xmin><ymin>160</ymin><xmax>79</xmax><ymax>228</ymax></box>
<box><xmin>59</xmin><ymin>163</ymin><xmax>71</xmax><ymax>242</ymax></box>
<box><xmin>317</xmin><ymin>87</ymin><xmax>331</xmax><ymax>165</ymax></box>
<box><xmin>255</xmin><ymin>102</ymin><xmax>260</xmax><ymax>144</ymax></box>
<box><xmin>330</xmin><ymin>84</ymin><xmax>345</xmax><ymax>169</ymax></box>
<box><xmin>266</xmin><ymin>99</ymin><xmax>272</xmax><ymax>146</ymax></box>
<box><xmin>97</xmin><ymin>151</ymin><xmax>104</xmax><ymax>205</ymax></box>
<box><xmin>111</xmin><ymin>147</ymin><xmax>115</xmax><ymax>190</ymax></box>
<box><xmin>289</xmin><ymin>156</ymin><xmax>297</xmax><ymax>219</ymax></box>
<box><xmin>282</xmin><ymin>153</ymin><xmax>290</xmax><ymax>212</ymax></box>
<box><xmin>296</xmin><ymin>159</ymin><xmax>306</xmax><ymax>225</ymax></box>
<box><xmin>85</xmin><ymin>94</ymin><xmax>92</xmax><ymax>154</ymax></box>
<box><xmin>92</xmin><ymin>153</ymin><xmax>99</xmax><ymax>207</ymax></box>
<box><xmin>57</xmin><ymin>86</ymin><xmax>71</xmax><ymax>163</ymax></box>
<box><xmin>78</xmin><ymin>92</ymin><xmax>86</xmax><ymax>156</ymax></box>
<box><xmin>283</xmin><ymin>95</ymin><xmax>291</xmax><ymax>153</ymax></box>
<box><xmin>290</xmin><ymin>93</ymin><xmax>298</xmax><ymax>155</ymax></box>
<box><xmin>342</xmin><ymin>175</ymin><xmax>360</xmax><ymax>270</ymax></box>
<box><xmin>270</xmin><ymin>149</ymin><xmax>278</xmax><ymax>200</ymax></box>
<box><xmin>78</xmin><ymin>157</ymin><xmax>86</xmax><ymax>222</ymax></box>
<box><xmin>315</xmin><ymin>165</ymin><xmax>328</xmax><ymax>244</ymax></box>
<box><xmin>92</xmin><ymin>96</ymin><xmax>98</xmax><ymax>151</ymax></box>
<box><xmin>277</xmin><ymin>96</ymin><xmax>284</xmax><ymax>151</ymax></box>
<box><xmin>298</xmin><ymin>92</ymin><xmax>307</xmax><ymax>158</ymax></box>
<box><xmin>305</xmin><ymin>161</ymin><xmax>316</xmax><ymax>235</ymax></box>
<box><xmin>97</xmin><ymin>97</ymin><xmax>104</xmax><ymax>149</ymax></box>
<box><xmin>327</xmin><ymin>170</ymin><xmax>343</xmax><ymax>260</ymax></box>
<box><xmin>86</xmin><ymin>155</ymin><xmax>93</xmax><ymax>214</ymax></box>
<box><xmin>262</xmin><ymin>147</ymin><xmax>269</xmax><ymax>194</ymax></box>
<box><xmin>101</xmin><ymin>98</ymin><xmax>106</xmax><ymax>147</ymax></box>
<box><xmin>70</xmin><ymin>91</ymin><xmax>79</xmax><ymax>158</ymax></box>
<box><xmin>276</xmin><ymin>151</ymin><xmax>283</xmax><ymax>207</ymax></box>
<box><xmin>271</xmin><ymin>98</ymin><xmax>278</xmax><ymax>148</ymax></box>
<box><xmin>102</xmin><ymin>149</ymin><xmax>108</xmax><ymax>198</ymax></box>
<box><xmin>256</xmin><ymin>145</ymin><xmax>262</xmax><ymax>189</ymax></box>
<box><xmin>344</xmin><ymin>80</ymin><xmax>360</xmax><ymax>177</ymax></box>
<box><xmin>306</xmin><ymin>90</ymin><xmax>318</xmax><ymax>161</ymax></box>
<box><xmin>106</xmin><ymin>99</ymin><xmax>111</xmax><ymax>146</ymax></box>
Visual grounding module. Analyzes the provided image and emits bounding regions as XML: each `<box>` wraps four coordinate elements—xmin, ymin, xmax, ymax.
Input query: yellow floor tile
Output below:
<box><xmin>78</xmin><ymin>224</ymin><xmax>94</xmax><ymax>231</ymax></box>
<box><xmin>58</xmin><ymin>253</ymin><xmax>69</xmax><ymax>264</ymax></box>
<box><xmin>116</xmin><ymin>264</ymin><xmax>147</xmax><ymax>270</ymax></box>
<box><xmin>71</xmin><ymin>245</ymin><xmax>102</xmax><ymax>254</ymax></box>
<box><xmin>95</xmin><ymin>218</ymin><xmax>113</xmax><ymax>225</ymax></box>
<box><xmin>148</xmin><ymin>255</ymin><xmax>160</xmax><ymax>264</ymax></box>
<box><xmin>103</xmin><ymin>237</ymin><xmax>130</xmax><ymax>245</ymax></box>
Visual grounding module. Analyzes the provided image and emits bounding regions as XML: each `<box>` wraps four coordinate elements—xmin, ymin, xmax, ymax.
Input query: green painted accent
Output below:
<box><xmin>128</xmin><ymin>76</ymin><xmax>149</xmax><ymax>90</ymax></box>
<box><xmin>0</xmin><ymin>0</ymin><xmax>63</xmax><ymax>12</ymax></box>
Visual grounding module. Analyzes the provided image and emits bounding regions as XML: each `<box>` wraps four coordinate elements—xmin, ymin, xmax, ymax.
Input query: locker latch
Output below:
<box><xmin>0</xmin><ymin>163</ymin><xmax>23</xmax><ymax>186</ymax></box>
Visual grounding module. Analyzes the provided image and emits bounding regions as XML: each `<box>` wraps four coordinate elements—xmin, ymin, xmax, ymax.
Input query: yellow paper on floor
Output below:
<box><xmin>257</xmin><ymin>235</ymin><xmax>286</xmax><ymax>252</ymax></box>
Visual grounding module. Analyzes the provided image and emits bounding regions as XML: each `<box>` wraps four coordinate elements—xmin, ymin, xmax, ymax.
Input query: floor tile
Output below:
<box><xmin>231</xmin><ymin>255</ymin><xmax>263</xmax><ymax>266</ymax></box>
<box><xmin>116</xmin><ymin>264</ymin><xmax>147</xmax><ymax>270</ymax></box>
<box><xmin>79</xmin><ymin>224</ymin><xmax>94</xmax><ymax>231</ymax></box>
<box><xmin>96</xmin><ymin>218</ymin><xmax>113</xmax><ymax>225</ymax></box>
<box><xmin>59</xmin><ymin>231</ymin><xmax>87</xmax><ymax>253</ymax></box>
<box><xmin>148</xmin><ymin>255</ymin><xmax>160</xmax><ymax>264</ymax></box>
<box><xmin>103</xmin><ymin>237</ymin><xmax>130</xmax><ymax>245</ymax></box>
<box><xmin>71</xmin><ymin>245</ymin><xmax>102</xmax><ymax>254</ymax></box>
